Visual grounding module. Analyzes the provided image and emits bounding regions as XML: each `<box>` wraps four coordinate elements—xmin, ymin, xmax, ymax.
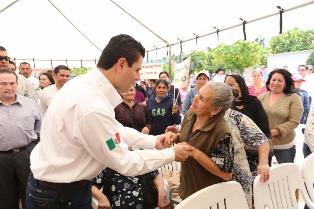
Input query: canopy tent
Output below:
<box><xmin>1</xmin><ymin>0</ymin><xmax>314</xmax><ymax>68</ymax></box>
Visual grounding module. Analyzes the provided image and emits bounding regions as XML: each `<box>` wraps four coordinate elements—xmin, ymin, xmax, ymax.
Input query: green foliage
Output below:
<box><xmin>306</xmin><ymin>50</ymin><xmax>314</xmax><ymax>66</ymax></box>
<box><xmin>190</xmin><ymin>50</ymin><xmax>210</xmax><ymax>73</ymax></box>
<box><xmin>269</xmin><ymin>28</ymin><xmax>314</xmax><ymax>54</ymax></box>
<box><xmin>211</xmin><ymin>40</ymin><xmax>265</xmax><ymax>74</ymax></box>
<box><xmin>71</xmin><ymin>67</ymin><xmax>90</xmax><ymax>76</ymax></box>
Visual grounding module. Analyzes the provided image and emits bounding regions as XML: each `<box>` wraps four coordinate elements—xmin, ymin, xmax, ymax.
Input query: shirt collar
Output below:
<box><xmin>90</xmin><ymin>68</ymin><xmax>123</xmax><ymax>108</ymax></box>
<box><xmin>0</xmin><ymin>95</ymin><xmax>22</xmax><ymax>106</ymax></box>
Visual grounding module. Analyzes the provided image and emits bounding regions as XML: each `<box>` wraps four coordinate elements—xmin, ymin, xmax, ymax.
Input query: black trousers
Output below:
<box><xmin>0</xmin><ymin>142</ymin><xmax>36</xmax><ymax>209</ymax></box>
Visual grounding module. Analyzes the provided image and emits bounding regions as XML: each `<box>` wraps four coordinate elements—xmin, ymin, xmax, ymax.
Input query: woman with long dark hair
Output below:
<box><xmin>259</xmin><ymin>69</ymin><xmax>303</xmax><ymax>164</ymax></box>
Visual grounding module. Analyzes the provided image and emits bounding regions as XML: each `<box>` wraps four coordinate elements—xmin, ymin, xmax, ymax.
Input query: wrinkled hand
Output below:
<box><xmin>156</xmin><ymin>132</ymin><xmax>176</xmax><ymax>149</ymax></box>
<box><xmin>166</xmin><ymin>125</ymin><xmax>179</xmax><ymax>133</ymax></box>
<box><xmin>173</xmin><ymin>142</ymin><xmax>193</xmax><ymax>162</ymax></box>
<box><xmin>257</xmin><ymin>163</ymin><xmax>270</xmax><ymax>183</ymax></box>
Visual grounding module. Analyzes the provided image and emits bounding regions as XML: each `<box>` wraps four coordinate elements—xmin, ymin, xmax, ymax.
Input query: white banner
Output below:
<box><xmin>140</xmin><ymin>63</ymin><xmax>163</xmax><ymax>79</ymax></box>
<box><xmin>173</xmin><ymin>57</ymin><xmax>191</xmax><ymax>87</ymax></box>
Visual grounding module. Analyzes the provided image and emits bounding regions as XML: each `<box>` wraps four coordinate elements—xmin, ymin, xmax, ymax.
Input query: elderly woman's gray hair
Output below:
<box><xmin>206</xmin><ymin>81</ymin><xmax>233</xmax><ymax>112</ymax></box>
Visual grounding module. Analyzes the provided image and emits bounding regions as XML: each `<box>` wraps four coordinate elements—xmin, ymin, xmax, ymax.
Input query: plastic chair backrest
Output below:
<box><xmin>302</xmin><ymin>153</ymin><xmax>314</xmax><ymax>201</ymax></box>
<box><xmin>254</xmin><ymin>163</ymin><xmax>314</xmax><ymax>209</ymax></box>
<box><xmin>175</xmin><ymin>181</ymin><xmax>249</xmax><ymax>209</ymax></box>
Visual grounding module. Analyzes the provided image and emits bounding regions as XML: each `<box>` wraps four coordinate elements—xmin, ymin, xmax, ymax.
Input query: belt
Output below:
<box><xmin>36</xmin><ymin>179</ymin><xmax>89</xmax><ymax>189</ymax></box>
<box><xmin>0</xmin><ymin>144</ymin><xmax>29</xmax><ymax>153</ymax></box>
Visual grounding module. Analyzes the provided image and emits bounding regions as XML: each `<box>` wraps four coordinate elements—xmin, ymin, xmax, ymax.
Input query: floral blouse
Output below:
<box><xmin>92</xmin><ymin>168</ymin><xmax>159</xmax><ymax>209</ymax></box>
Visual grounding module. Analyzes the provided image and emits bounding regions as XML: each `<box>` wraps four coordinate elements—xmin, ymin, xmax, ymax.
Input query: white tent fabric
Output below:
<box><xmin>1</xmin><ymin>0</ymin><xmax>314</xmax><ymax>68</ymax></box>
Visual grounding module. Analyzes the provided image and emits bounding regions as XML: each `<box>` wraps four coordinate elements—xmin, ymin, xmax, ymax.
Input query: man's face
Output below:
<box><xmin>118</xmin><ymin>56</ymin><xmax>143</xmax><ymax>93</ymax></box>
<box><xmin>298</xmin><ymin>66</ymin><xmax>307</xmax><ymax>78</ymax></box>
<box><xmin>0</xmin><ymin>73</ymin><xmax>17</xmax><ymax>100</ymax></box>
<box><xmin>19</xmin><ymin>63</ymin><xmax>32</xmax><ymax>78</ymax></box>
<box><xmin>54</xmin><ymin>69</ymin><xmax>71</xmax><ymax>88</ymax></box>
<box><xmin>0</xmin><ymin>50</ymin><xmax>9</xmax><ymax>68</ymax></box>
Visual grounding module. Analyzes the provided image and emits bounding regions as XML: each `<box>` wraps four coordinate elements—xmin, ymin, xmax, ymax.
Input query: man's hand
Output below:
<box><xmin>173</xmin><ymin>142</ymin><xmax>193</xmax><ymax>162</ymax></box>
<box><xmin>257</xmin><ymin>163</ymin><xmax>270</xmax><ymax>183</ymax></box>
<box><xmin>156</xmin><ymin>132</ymin><xmax>176</xmax><ymax>149</ymax></box>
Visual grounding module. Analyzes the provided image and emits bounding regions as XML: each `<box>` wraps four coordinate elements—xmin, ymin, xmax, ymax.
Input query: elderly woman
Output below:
<box><xmin>259</xmin><ymin>69</ymin><xmax>303</xmax><ymax>164</ymax></box>
<box><xmin>170</xmin><ymin>82</ymin><xmax>235</xmax><ymax>199</ymax></box>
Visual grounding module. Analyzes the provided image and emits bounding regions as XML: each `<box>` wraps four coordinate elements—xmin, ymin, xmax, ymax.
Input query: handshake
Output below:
<box><xmin>156</xmin><ymin>126</ymin><xmax>194</xmax><ymax>162</ymax></box>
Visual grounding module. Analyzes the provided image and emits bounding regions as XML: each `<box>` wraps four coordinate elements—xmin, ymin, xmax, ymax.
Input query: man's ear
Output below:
<box><xmin>116</xmin><ymin>57</ymin><xmax>127</xmax><ymax>72</ymax></box>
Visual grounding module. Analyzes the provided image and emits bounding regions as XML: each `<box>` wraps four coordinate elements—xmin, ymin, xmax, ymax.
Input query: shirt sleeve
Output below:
<box><xmin>182</xmin><ymin>89</ymin><xmax>193</xmax><ymax>115</ymax></box>
<box><xmin>78</xmin><ymin>110</ymin><xmax>175</xmax><ymax>176</ymax></box>
<box><xmin>238</xmin><ymin>113</ymin><xmax>269</xmax><ymax>150</ymax></box>
<box><xmin>39</xmin><ymin>92</ymin><xmax>48</xmax><ymax>114</ymax></box>
<box><xmin>253</xmin><ymin>100</ymin><xmax>271</xmax><ymax>138</ymax></box>
<box><xmin>276</xmin><ymin>94</ymin><xmax>304</xmax><ymax>137</ymax></box>
<box><xmin>33</xmin><ymin>101</ymin><xmax>43</xmax><ymax>138</ymax></box>
<box><xmin>210</xmin><ymin>133</ymin><xmax>234</xmax><ymax>173</ymax></box>
<box><xmin>25</xmin><ymin>79</ymin><xmax>39</xmax><ymax>101</ymax></box>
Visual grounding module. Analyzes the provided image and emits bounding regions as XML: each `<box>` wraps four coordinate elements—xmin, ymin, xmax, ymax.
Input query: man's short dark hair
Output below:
<box><xmin>54</xmin><ymin>65</ymin><xmax>71</xmax><ymax>75</ymax></box>
<box><xmin>0</xmin><ymin>68</ymin><xmax>18</xmax><ymax>82</ymax></box>
<box><xmin>97</xmin><ymin>34</ymin><xmax>145</xmax><ymax>70</ymax></box>
<box><xmin>0</xmin><ymin>46</ymin><xmax>7</xmax><ymax>51</ymax></box>
<box><xmin>215</xmin><ymin>67</ymin><xmax>225</xmax><ymax>74</ymax></box>
<box><xmin>19</xmin><ymin>62</ymin><xmax>31</xmax><ymax>67</ymax></box>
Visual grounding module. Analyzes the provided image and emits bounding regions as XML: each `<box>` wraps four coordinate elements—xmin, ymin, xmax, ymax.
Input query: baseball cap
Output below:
<box><xmin>196</xmin><ymin>71</ymin><xmax>210</xmax><ymax>80</ymax></box>
<box><xmin>291</xmin><ymin>73</ymin><xmax>305</xmax><ymax>81</ymax></box>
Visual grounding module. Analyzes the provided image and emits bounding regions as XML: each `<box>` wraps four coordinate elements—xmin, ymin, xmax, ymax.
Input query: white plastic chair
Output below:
<box><xmin>253</xmin><ymin>163</ymin><xmax>314</xmax><ymax>209</ymax></box>
<box><xmin>302</xmin><ymin>153</ymin><xmax>314</xmax><ymax>204</ymax></box>
<box><xmin>175</xmin><ymin>181</ymin><xmax>249</xmax><ymax>209</ymax></box>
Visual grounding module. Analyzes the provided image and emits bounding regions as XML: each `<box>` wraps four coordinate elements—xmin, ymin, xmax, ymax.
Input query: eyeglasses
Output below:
<box><xmin>0</xmin><ymin>56</ymin><xmax>10</xmax><ymax>61</ymax></box>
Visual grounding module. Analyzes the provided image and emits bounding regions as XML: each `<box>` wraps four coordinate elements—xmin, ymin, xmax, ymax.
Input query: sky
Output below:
<box><xmin>1</xmin><ymin>0</ymin><xmax>314</xmax><ymax>68</ymax></box>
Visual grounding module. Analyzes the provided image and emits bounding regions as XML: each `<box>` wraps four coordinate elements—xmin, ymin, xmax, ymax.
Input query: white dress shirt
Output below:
<box><xmin>27</xmin><ymin>75</ymin><xmax>39</xmax><ymax>89</ymax></box>
<box><xmin>39</xmin><ymin>85</ymin><xmax>59</xmax><ymax>113</ymax></box>
<box><xmin>30</xmin><ymin>68</ymin><xmax>175</xmax><ymax>183</ymax></box>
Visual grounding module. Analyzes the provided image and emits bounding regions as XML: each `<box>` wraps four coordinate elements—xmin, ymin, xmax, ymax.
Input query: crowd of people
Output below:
<box><xmin>0</xmin><ymin>34</ymin><xmax>313</xmax><ymax>209</ymax></box>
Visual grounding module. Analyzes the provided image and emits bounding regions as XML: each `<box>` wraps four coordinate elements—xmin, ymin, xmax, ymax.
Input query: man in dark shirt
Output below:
<box><xmin>0</xmin><ymin>69</ymin><xmax>42</xmax><ymax>209</ymax></box>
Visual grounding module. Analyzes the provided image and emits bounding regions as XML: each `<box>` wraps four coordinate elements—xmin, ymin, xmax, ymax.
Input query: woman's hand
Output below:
<box><xmin>257</xmin><ymin>163</ymin><xmax>270</xmax><ymax>182</ymax></box>
<box><xmin>221</xmin><ymin>172</ymin><xmax>233</xmax><ymax>181</ymax></box>
<box><xmin>271</xmin><ymin>128</ymin><xmax>280</xmax><ymax>137</ymax></box>
<box><xmin>166</xmin><ymin>125</ymin><xmax>179</xmax><ymax>133</ymax></box>
<box><xmin>141</xmin><ymin>126</ymin><xmax>149</xmax><ymax>134</ymax></box>
<box><xmin>97</xmin><ymin>196</ymin><xmax>111</xmax><ymax>209</ymax></box>
<box><xmin>172</xmin><ymin>104</ymin><xmax>178</xmax><ymax>114</ymax></box>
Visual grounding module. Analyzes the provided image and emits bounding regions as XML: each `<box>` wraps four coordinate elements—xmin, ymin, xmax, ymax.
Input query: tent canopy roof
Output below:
<box><xmin>1</xmin><ymin>0</ymin><xmax>313</xmax><ymax>67</ymax></box>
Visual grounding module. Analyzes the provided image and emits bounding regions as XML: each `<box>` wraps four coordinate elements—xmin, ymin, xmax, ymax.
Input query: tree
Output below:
<box><xmin>190</xmin><ymin>50</ymin><xmax>210</xmax><ymax>73</ymax></box>
<box><xmin>71</xmin><ymin>67</ymin><xmax>90</xmax><ymax>76</ymax></box>
<box><xmin>306</xmin><ymin>50</ymin><xmax>314</xmax><ymax>66</ymax></box>
<box><xmin>269</xmin><ymin>28</ymin><xmax>314</xmax><ymax>54</ymax></box>
<box><xmin>211</xmin><ymin>40</ymin><xmax>265</xmax><ymax>74</ymax></box>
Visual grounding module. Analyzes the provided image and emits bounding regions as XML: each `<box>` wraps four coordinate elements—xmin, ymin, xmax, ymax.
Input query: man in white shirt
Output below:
<box><xmin>39</xmin><ymin>65</ymin><xmax>71</xmax><ymax>113</ymax></box>
<box><xmin>212</xmin><ymin>67</ymin><xmax>225</xmax><ymax>82</ymax></box>
<box><xmin>19</xmin><ymin>62</ymin><xmax>39</xmax><ymax>89</ymax></box>
<box><xmin>26</xmin><ymin>34</ymin><xmax>192</xmax><ymax>209</ymax></box>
